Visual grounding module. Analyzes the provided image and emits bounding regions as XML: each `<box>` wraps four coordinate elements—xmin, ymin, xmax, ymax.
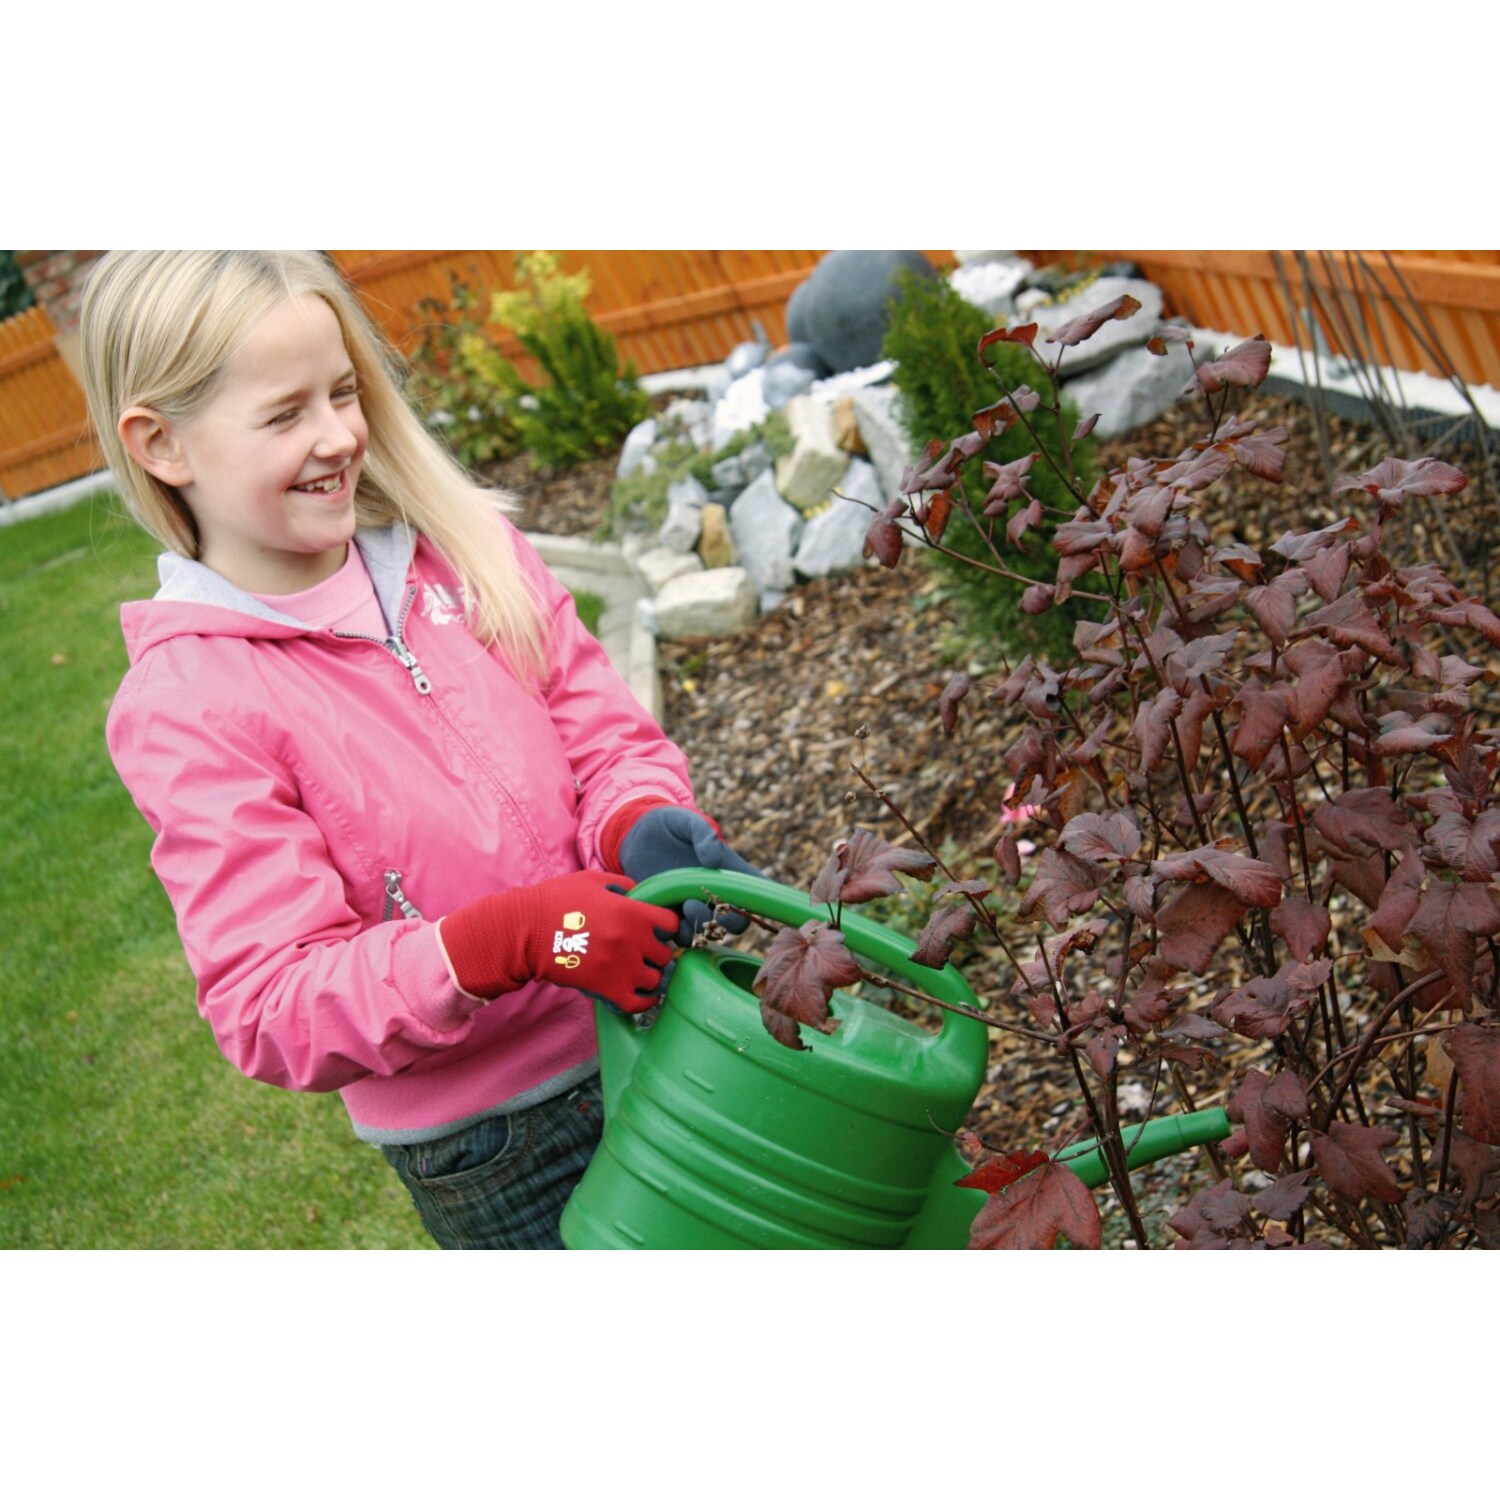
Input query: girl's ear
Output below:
<box><xmin>118</xmin><ymin>407</ymin><xmax>192</xmax><ymax>487</ymax></box>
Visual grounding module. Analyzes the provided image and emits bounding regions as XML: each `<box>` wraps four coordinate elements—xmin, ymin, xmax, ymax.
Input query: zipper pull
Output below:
<box><xmin>383</xmin><ymin>868</ymin><xmax>423</xmax><ymax>921</ymax></box>
<box><xmin>389</xmin><ymin>639</ymin><xmax>432</xmax><ymax>695</ymax></box>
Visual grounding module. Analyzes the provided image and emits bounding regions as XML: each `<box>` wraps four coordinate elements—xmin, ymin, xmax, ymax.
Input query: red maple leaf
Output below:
<box><xmin>910</xmin><ymin>901</ymin><xmax>978</xmax><ymax>970</ymax></box>
<box><xmin>1311</xmin><ymin>787</ymin><xmax>1418</xmax><ymax>856</ymax></box>
<box><xmin>863</xmin><ymin>501</ymin><xmax>907</xmax><ymax>569</ymax></box>
<box><xmin>1155</xmin><ymin>881</ymin><xmax>1248</xmax><ymax>974</ymax></box>
<box><xmin>1229</xmin><ymin>682</ymin><xmax>1292</xmax><ymax>771</ymax></box>
<box><xmin>752</xmin><ymin>920</ymin><xmax>862</xmax><ymax>1051</ymax></box>
<box><xmin>1017</xmin><ymin>847</ymin><xmax>1105</xmax><ymax>929</ymax></box>
<box><xmin>1186</xmin><ymin>336</ymin><xmax>1273</xmax><ymax>395</ymax></box>
<box><xmin>1310</xmin><ymin>1121</ymin><xmax>1403</xmax><ymax>1206</ymax></box>
<box><xmin>1045</xmin><ymin>293</ymin><xmax>1143</xmax><ymax>349</ymax></box>
<box><xmin>1408</xmin><ymin>881</ymin><xmax>1500</xmax><ymax>1004</ymax></box>
<box><xmin>810</xmin><ymin>828</ymin><xmax>936</xmax><ymax>908</ymax></box>
<box><xmin>937</xmin><ymin>672</ymin><xmax>971</xmax><ymax>737</ymax></box>
<box><xmin>1059</xmin><ymin>810</ymin><xmax>1142</xmax><ymax>864</ymax></box>
<box><xmin>1331</xmin><ymin>455</ymin><xmax>1467</xmax><ymax>509</ymax></box>
<box><xmin>967</xmin><ymin>1161</ymin><xmax>1102</xmax><ymax>1249</ymax></box>
<box><xmin>1212</xmin><ymin>962</ymin><xmax>1322</xmax><ymax>1040</ymax></box>
<box><xmin>1251</xmin><ymin>1169</ymin><xmax>1314</xmax><ymax>1223</ymax></box>
<box><xmin>1231</xmin><ymin>427</ymin><xmax>1289</xmax><ymax>482</ymax></box>
<box><xmin>1228</xmin><ymin>1068</ymin><xmax>1310</xmax><ymax>1172</ymax></box>
<box><xmin>954</xmin><ymin>1149</ymin><xmax>1048</xmax><ymax>1195</ymax></box>
<box><xmin>1243</xmin><ymin>571</ymin><xmax>1305</xmax><ymax>645</ymax></box>
<box><xmin>1271</xmin><ymin>894</ymin><xmax>1332</xmax><ymax>962</ymax></box>
<box><xmin>981</xmin><ymin>452</ymin><xmax>1037</xmax><ymax>509</ymax></box>
<box><xmin>1443</xmin><ymin>1023</ymin><xmax>1500</xmax><ymax>1146</ymax></box>
<box><xmin>1302</xmin><ymin>541</ymin><xmax>1351</xmax><ymax>602</ymax></box>
<box><xmin>1301</xmin><ymin>589</ymin><xmax>1402</xmax><ymax>666</ymax></box>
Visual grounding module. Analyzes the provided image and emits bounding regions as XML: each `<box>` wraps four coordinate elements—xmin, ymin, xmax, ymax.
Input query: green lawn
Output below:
<box><xmin>0</xmin><ymin>495</ymin><xmax>432</xmax><ymax>1248</ymax></box>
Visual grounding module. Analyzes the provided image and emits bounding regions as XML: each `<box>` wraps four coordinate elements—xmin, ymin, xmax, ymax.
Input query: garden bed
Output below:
<box><xmin>500</xmin><ymin>385</ymin><xmax>1496</xmax><ymax>1237</ymax></box>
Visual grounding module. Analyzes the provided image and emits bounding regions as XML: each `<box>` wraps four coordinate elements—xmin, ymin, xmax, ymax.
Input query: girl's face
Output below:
<box><xmin>159</xmin><ymin>292</ymin><xmax>368</xmax><ymax>594</ymax></box>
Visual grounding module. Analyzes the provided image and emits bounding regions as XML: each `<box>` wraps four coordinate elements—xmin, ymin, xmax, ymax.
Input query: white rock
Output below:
<box><xmin>711</xmin><ymin>367</ymin><xmax>769</xmax><ymax>449</ymax></box>
<box><xmin>793</xmin><ymin>458</ymin><xmax>883</xmax><ymax>578</ymax></box>
<box><xmin>653</xmin><ymin>568</ymin><xmax>758</xmax><ymax>640</ymax></box>
<box><xmin>807</xmin><ymin>359</ymin><xmax>897</xmax><ymax>401</ymax></box>
<box><xmin>775</xmin><ymin>396</ymin><xmax>850</xmax><ymax>512</ymax></box>
<box><xmin>1061</xmin><ymin>341</ymin><xmax>1197</xmax><ymax>439</ymax></box>
<box><xmin>949</xmin><ymin>258</ymin><xmax>1033</xmax><ymax>318</ymax></box>
<box><xmin>848</xmin><ymin>384</ymin><xmax>912</xmax><ymax>503</ymax></box>
<box><xmin>658</xmin><ymin>475</ymin><xmax>709</xmax><ymax>553</ymax></box>
<box><xmin>616</xmin><ymin>418</ymin><xmax>659</xmax><ymax>479</ymax></box>
<box><xmin>728</xmin><ymin>469</ymin><xmax>803</xmax><ymax>604</ymax></box>
<box><xmin>635</xmin><ymin>547</ymin><xmax>704</xmax><ymax>594</ymax></box>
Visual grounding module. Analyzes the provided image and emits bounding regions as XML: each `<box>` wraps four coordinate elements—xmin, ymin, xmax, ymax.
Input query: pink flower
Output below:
<box><xmin>1001</xmin><ymin>784</ymin><xmax>1041</xmax><ymax>858</ymax></box>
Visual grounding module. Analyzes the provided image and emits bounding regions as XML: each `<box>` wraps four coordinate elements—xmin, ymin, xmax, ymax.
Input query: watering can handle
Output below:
<box><xmin>627</xmin><ymin>868</ymin><xmax>986</xmax><ymax>1024</ymax></box>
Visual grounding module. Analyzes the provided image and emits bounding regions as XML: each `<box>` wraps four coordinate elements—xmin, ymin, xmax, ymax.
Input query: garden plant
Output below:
<box><xmin>739</xmin><ymin>294</ymin><xmax>1500</xmax><ymax>1249</ymax></box>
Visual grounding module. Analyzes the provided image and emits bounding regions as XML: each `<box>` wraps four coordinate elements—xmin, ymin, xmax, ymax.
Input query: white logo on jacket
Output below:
<box><xmin>421</xmin><ymin>583</ymin><xmax>467</xmax><ymax>627</ymax></box>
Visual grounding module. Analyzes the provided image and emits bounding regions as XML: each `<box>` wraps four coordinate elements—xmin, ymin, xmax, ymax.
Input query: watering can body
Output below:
<box><xmin>560</xmin><ymin>870</ymin><xmax>991</xmax><ymax>1249</ymax></box>
<box><xmin>559</xmin><ymin>870</ymin><xmax>1233</xmax><ymax>1250</ymax></box>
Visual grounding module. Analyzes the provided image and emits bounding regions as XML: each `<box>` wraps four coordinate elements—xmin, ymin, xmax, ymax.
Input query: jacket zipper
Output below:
<box><xmin>336</xmin><ymin>585</ymin><xmax>432</xmax><ymax>694</ymax></box>
<box><xmin>382</xmin><ymin>868</ymin><xmax>423</xmax><ymax>921</ymax></box>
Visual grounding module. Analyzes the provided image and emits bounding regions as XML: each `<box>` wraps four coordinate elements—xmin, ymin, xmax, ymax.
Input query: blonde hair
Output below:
<box><xmin>79</xmin><ymin>250</ymin><xmax>547</xmax><ymax>676</ymax></box>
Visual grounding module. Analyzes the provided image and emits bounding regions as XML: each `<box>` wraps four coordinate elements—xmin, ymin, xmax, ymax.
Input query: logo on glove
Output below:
<box><xmin>554</xmin><ymin>910</ymin><xmax>590</xmax><ymax>966</ymax></box>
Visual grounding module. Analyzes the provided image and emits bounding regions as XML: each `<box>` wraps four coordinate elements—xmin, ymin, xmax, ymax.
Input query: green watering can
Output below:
<box><xmin>559</xmin><ymin>870</ymin><xmax>1230</xmax><ymax>1250</ymax></box>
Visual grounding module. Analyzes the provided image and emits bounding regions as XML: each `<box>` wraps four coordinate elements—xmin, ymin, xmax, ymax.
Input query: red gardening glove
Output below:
<box><xmin>437</xmin><ymin>870</ymin><xmax>679</xmax><ymax>1015</ymax></box>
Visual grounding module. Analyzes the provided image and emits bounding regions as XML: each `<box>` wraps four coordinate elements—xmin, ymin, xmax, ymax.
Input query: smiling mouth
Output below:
<box><xmin>292</xmin><ymin>471</ymin><xmax>346</xmax><ymax>495</ymax></box>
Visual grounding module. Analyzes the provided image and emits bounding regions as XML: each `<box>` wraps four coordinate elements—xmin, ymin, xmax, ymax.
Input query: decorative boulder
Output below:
<box><xmin>654</xmin><ymin>568</ymin><xmax>758</xmax><ymax>640</ymax></box>
<box><xmin>724</xmin><ymin>325</ymin><xmax>773</xmax><ymax>379</ymax></box>
<box><xmin>711</xmin><ymin>367</ymin><xmax>769</xmax><ymax>449</ymax></box>
<box><xmin>635</xmin><ymin>547</ymin><xmax>703</xmax><ymax>594</ymax></box>
<box><xmin>616</xmin><ymin>418</ymin><xmax>659</xmax><ymax>479</ymax></box>
<box><xmin>1060</xmin><ymin>341</ymin><xmax>1198</xmax><ymax>439</ymax></box>
<box><xmin>950</xmin><ymin>257</ymin><xmax>1033</xmax><ymax>319</ymax></box>
<box><xmin>774</xmin><ymin>396</ymin><xmax>850</xmax><ymax>512</ymax></box>
<box><xmin>697</xmin><ymin>502</ymin><xmax>737</xmax><ymax>569</ymax></box>
<box><xmin>793</xmin><ymin>458</ymin><xmax>883</xmax><ymax>579</ymax></box>
<box><xmin>728</xmin><ymin>469</ymin><xmax>803</xmax><ymax>606</ymax></box>
<box><xmin>761</xmin><ymin>343</ymin><xmax>830</xmax><ymax>410</ymax></box>
<box><xmin>847</xmin><ymin>384</ymin><xmax>912</xmax><ymax>503</ymax></box>
<box><xmin>789</xmin><ymin>250</ymin><xmax>939</xmax><ymax>374</ymax></box>
<box><xmin>658</xmin><ymin>475</ymin><xmax>708</xmax><ymax>554</ymax></box>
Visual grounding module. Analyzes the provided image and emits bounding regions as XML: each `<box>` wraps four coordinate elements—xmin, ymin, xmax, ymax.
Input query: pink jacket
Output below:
<box><xmin>106</xmin><ymin>517</ymin><xmax>696</xmax><ymax>1143</ymax></box>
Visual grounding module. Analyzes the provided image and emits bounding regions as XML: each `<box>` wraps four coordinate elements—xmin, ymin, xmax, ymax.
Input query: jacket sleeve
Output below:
<box><xmin>506</xmin><ymin>524</ymin><xmax>699</xmax><ymax>869</ymax></box>
<box><xmin>106</xmin><ymin>668</ymin><xmax>483</xmax><ymax>1094</ymax></box>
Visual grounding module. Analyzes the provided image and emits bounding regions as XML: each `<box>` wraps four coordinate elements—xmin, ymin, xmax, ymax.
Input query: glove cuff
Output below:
<box><xmin>435</xmin><ymin>888</ymin><xmax>540</xmax><ymax>1001</ymax></box>
<box><xmin>599</xmin><ymin>799</ymin><xmax>721</xmax><ymax>873</ymax></box>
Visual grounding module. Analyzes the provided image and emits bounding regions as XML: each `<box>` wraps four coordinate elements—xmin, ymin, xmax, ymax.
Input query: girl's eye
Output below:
<box><xmin>270</xmin><ymin>409</ymin><xmax>299</xmax><ymax>427</ymax></box>
<box><xmin>334</xmin><ymin>385</ymin><xmax>359</xmax><ymax>403</ymax></box>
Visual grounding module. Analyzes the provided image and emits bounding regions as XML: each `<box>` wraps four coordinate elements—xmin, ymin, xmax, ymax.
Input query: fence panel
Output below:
<box><xmin>1029</xmin><ymin>250</ymin><xmax>1500</xmax><ymax>390</ymax></box>
<box><xmin>0</xmin><ymin>306</ymin><xmax>99</xmax><ymax>500</ymax></box>
<box><xmin>329</xmin><ymin>249</ymin><xmax>832</xmax><ymax>381</ymax></box>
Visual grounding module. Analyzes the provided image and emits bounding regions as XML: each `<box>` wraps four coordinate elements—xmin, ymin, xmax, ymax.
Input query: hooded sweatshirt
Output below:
<box><xmin>106</xmin><ymin>515</ymin><xmax>696</xmax><ymax>1143</ymax></box>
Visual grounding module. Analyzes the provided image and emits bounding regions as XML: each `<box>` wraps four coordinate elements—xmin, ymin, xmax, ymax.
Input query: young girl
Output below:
<box><xmin>81</xmin><ymin>250</ymin><xmax>757</xmax><ymax>1250</ymax></box>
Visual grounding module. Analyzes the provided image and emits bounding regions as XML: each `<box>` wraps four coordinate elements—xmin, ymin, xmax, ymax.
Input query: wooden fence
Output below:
<box><xmin>5</xmin><ymin>248</ymin><xmax>1499</xmax><ymax>504</ymax></box>
<box><xmin>331</xmin><ymin>250</ymin><xmax>844</xmax><ymax>379</ymax></box>
<box><xmin>0</xmin><ymin>305</ymin><xmax>99</xmax><ymax>500</ymax></box>
<box><xmin>1031</xmin><ymin>250</ymin><xmax>1500</xmax><ymax>389</ymax></box>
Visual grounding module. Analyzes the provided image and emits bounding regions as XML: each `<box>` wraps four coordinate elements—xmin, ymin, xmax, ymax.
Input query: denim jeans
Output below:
<box><xmin>380</xmin><ymin>1076</ymin><xmax>603</xmax><ymax>1249</ymax></box>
